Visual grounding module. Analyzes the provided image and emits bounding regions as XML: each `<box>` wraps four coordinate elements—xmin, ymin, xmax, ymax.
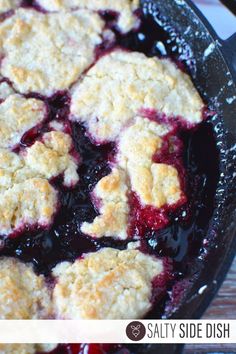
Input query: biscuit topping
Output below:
<box><xmin>71</xmin><ymin>50</ymin><xmax>204</xmax><ymax>143</ymax></box>
<box><xmin>0</xmin><ymin>9</ymin><xmax>105</xmax><ymax>95</ymax></box>
<box><xmin>81</xmin><ymin>168</ymin><xmax>129</xmax><ymax>239</ymax></box>
<box><xmin>52</xmin><ymin>248</ymin><xmax>164</xmax><ymax>319</ymax></box>
<box><xmin>118</xmin><ymin>117</ymin><xmax>183</xmax><ymax>208</ymax></box>
<box><xmin>0</xmin><ymin>1</ymin><xmax>210</xmax><ymax>334</ymax></box>
<box><xmin>37</xmin><ymin>0</ymin><xmax>140</xmax><ymax>33</ymax></box>
<box><xmin>0</xmin><ymin>178</ymin><xmax>57</xmax><ymax>236</ymax></box>
<box><xmin>81</xmin><ymin>117</ymin><xmax>184</xmax><ymax>239</ymax></box>
<box><xmin>25</xmin><ymin>131</ymin><xmax>79</xmax><ymax>187</ymax></box>
<box><xmin>0</xmin><ymin>94</ymin><xmax>46</xmax><ymax>149</ymax></box>
<box><xmin>0</xmin><ymin>257</ymin><xmax>51</xmax><ymax>319</ymax></box>
<box><xmin>0</xmin><ymin>131</ymin><xmax>79</xmax><ymax>236</ymax></box>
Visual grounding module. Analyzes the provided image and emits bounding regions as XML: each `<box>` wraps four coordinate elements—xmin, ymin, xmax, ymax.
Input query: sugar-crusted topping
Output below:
<box><xmin>0</xmin><ymin>8</ymin><xmax>105</xmax><ymax>96</ymax></box>
<box><xmin>37</xmin><ymin>0</ymin><xmax>140</xmax><ymax>33</ymax></box>
<box><xmin>0</xmin><ymin>131</ymin><xmax>79</xmax><ymax>235</ymax></box>
<box><xmin>0</xmin><ymin>94</ymin><xmax>46</xmax><ymax>149</ymax></box>
<box><xmin>0</xmin><ymin>258</ymin><xmax>51</xmax><ymax>319</ymax></box>
<box><xmin>71</xmin><ymin>50</ymin><xmax>204</xmax><ymax>143</ymax></box>
<box><xmin>0</xmin><ymin>0</ymin><xmax>21</xmax><ymax>14</ymax></box>
<box><xmin>52</xmin><ymin>248</ymin><xmax>163</xmax><ymax>319</ymax></box>
<box><xmin>81</xmin><ymin>168</ymin><xmax>129</xmax><ymax>239</ymax></box>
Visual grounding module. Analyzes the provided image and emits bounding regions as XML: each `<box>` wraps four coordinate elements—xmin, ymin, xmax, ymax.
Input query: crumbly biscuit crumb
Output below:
<box><xmin>81</xmin><ymin>168</ymin><xmax>129</xmax><ymax>239</ymax></box>
<box><xmin>82</xmin><ymin>117</ymin><xmax>183</xmax><ymax>239</ymax></box>
<box><xmin>0</xmin><ymin>257</ymin><xmax>52</xmax><ymax>319</ymax></box>
<box><xmin>71</xmin><ymin>50</ymin><xmax>203</xmax><ymax>143</ymax></box>
<box><xmin>0</xmin><ymin>131</ymin><xmax>79</xmax><ymax>235</ymax></box>
<box><xmin>37</xmin><ymin>0</ymin><xmax>140</xmax><ymax>33</ymax></box>
<box><xmin>0</xmin><ymin>178</ymin><xmax>58</xmax><ymax>235</ymax></box>
<box><xmin>26</xmin><ymin>131</ymin><xmax>79</xmax><ymax>187</ymax></box>
<box><xmin>118</xmin><ymin>117</ymin><xmax>183</xmax><ymax>208</ymax></box>
<box><xmin>53</xmin><ymin>248</ymin><xmax>163</xmax><ymax>319</ymax></box>
<box><xmin>0</xmin><ymin>94</ymin><xmax>46</xmax><ymax>149</ymax></box>
<box><xmin>0</xmin><ymin>9</ymin><xmax>105</xmax><ymax>95</ymax></box>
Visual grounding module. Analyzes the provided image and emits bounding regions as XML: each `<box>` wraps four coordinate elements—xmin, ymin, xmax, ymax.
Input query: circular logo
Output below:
<box><xmin>126</xmin><ymin>321</ymin><xmax>146</xmax><ymax>341</ymax></box>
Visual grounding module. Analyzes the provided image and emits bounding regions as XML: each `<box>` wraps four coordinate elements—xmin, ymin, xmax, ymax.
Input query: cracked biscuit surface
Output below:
<box><xmin>0</xmin><ymin>8</ymin><xmax>105</xmax><ymax>96</ymax></box>
<box><xmin>0</xmin><ymin>131</ymin><xmax>79</xmax><ymax>235</ymax></box>
<box><xmin>0</xmin><ymin>178</ymin><xmax>58</xmax><ymax>236</ymax></box>
<box><xmin>25</xmin><ymin>130</ymin><xmax>79</xmax><ymax>187</ymax></box>
<box><xmin>118</xmin><ymin>116</ymin><xmax>169</xmax><ymax>169</ymax></box>
<box><xmin>0</xmin><ymin>258</ymin><xmax>51</xmax><ymax>319</ymax></box>
<box><xmin>0</xmin><ymin>94</ymin><xmax>46</xmax><ymax>149</ymax></box>
<box><xmin>37</xmin><ymin>0</ymin><xmax>139</xmax><ymax>33</ymax></box>
<box><xmin>118</xmin><ymin>117</ymin><xmax>183</xmax><ymax>208</ymax></box>
<box><xmin>81</xmin><ymin>168</ymin><xmax>129</xmax><ymax>239</ymax></box>
<box><xmin>0</xmin><ymin>0</ymin><xmax>21</xmax><ymax>14</ymax></box>
<box><xmin>0</xmin><ymin>131</ymin><xmax>79</xmax><ymax>190</ymax></box>
<box><xmin>52</xmin><ymin>248</ymin><xmax>163</xmax><ymax>319</ymax></box>
<box><xmin>71</xmin><ymin>50</ymin><xmax>204</xmax><ymax>143</ymax></box>
<box><xmin>82</xmin><ymin>118</ymin><xmax>183</xmax><ymax>239</ymax></box>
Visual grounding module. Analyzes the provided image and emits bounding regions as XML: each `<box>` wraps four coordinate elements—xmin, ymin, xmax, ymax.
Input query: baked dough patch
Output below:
<box><xmin>0</xmin><ymin>131</ymin><xmax>79</xmax><ymax>235</ymax></box>
<box><xmin>37</xmin><ymin>0</ymin><xmax>140</xmax><ymax>33</ymax></box>
<box><xmin>81</xmin><ymin>117</ymin><xmax>183</xmax><ymax>239</ymax></box>
<box><xmin>0</xmin><ymin>94</ymin><xmax>46</xmax><ymax>149</ymax></box>
<box><xmin>81</xmin><ymin>168</ymin><xmax>129</xmax><ymax>239</ymax></box>
<box><xmin>52</xmin><ymin>248</ymin><xmax>163</xmax><ymax>319</ymax></box>
<box><xmin>0</xmin><ymin>9</ymin><xmax>105</xmax><ymax>96</ymax></box>
<box><xmin>0</xmin><ymin>258</ymin><xmax>51</xmax><ymax>319</ymax></box>
<box><xmin>71</xmin><ymin>50</ymin><xmax>204</xmax><ymax>143</ymax></box>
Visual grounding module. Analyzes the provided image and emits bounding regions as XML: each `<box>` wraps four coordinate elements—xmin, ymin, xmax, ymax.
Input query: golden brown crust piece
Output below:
<box><xmin>0</xmin><ymin>131</ymin><xmax>79</xmax><ymax>235</ymax></box>
<box><xmin>0</xmin><ymin>94</ymin><xmax>46</xmax><ymax>149</ymax></box>
<box><xmin>71</xmin><ymin>50</ymin><xmax>204</xmax><ymax>143</ymax></box>
<box><xmin>0</xmin><ymin>258</ymin><xmax>52</xmax><ymax>319</ymax></box>
<box><xmin>81</xmin><ymin>117</ymin><xmax>183</xmax><ymax>239</ymax></box>
<box><xmin>0</xmin><ymin>8</ymin><xmax>105</xmax><ymax>95</ymax></box>
<box><xmin>37</xmin><ymin>0</ymin><xmax>140</xmax><ymax>33</ymax></box>
<box><xmin>52</xmin><ymin>248</ymin><xmax>163</xmax><ymax>319</ymax></box>
<box><xmin>81</xmin><ymin>168</ymin><xmax>129</xmax><ymax>239</ymax></box>
<box><xmin>118</xmin><ymin>117</ymin><xmax>183</xmax><ymax>208</ymax></box>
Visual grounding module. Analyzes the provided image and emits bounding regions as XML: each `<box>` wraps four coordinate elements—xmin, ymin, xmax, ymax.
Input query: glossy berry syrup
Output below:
<box><xmin>0</xmin><ymin>6</ymin><xmax>220</xmax><ymax>354</ymax></box>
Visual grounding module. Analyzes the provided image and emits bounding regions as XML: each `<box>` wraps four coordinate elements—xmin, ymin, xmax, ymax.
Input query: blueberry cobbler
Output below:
<box><xmin>0</xmin><ymin>0</ymin><xmax>219</xmax><ymax>353</ymax></box>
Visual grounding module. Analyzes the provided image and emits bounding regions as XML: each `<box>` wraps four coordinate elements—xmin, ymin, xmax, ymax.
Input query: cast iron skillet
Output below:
<box><xmin>131</xmin><ymin>0</ymin><xmax>236</xmax><ymax>352</ymax></box>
